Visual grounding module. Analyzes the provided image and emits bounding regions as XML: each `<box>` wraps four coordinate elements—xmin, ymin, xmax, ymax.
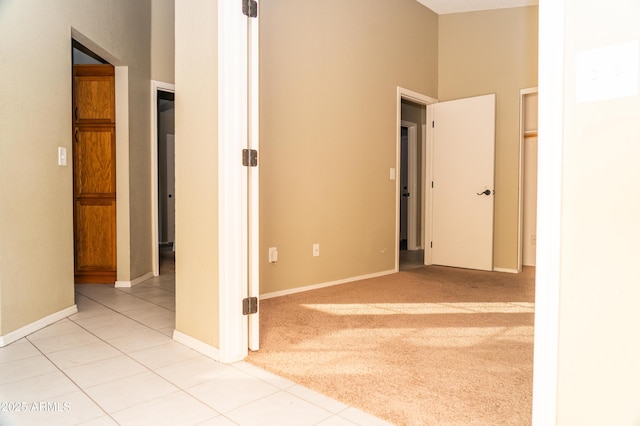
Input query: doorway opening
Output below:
<box><xmin>151</xmin><ymin>82</ymin><xmax>176</xmax><ymax>277</ymax></box>
<box><xmin>519</xmin><ymin>88</ymin><xmax>538</xmax><ymax>270</ymax></box>
<box><xmin>72</xmin><ymin>40</ymin><xmax>117</xmax><ymax>284</ymax></box>
<box><xmin>396</xmin><ymin>88</ymin><xmax>437</xmax><ymax>272</ymax></box>
<box><xmin>399</xmin><ymin>117</ymin><xmax>423</xmax><ymax>271</ymax></box>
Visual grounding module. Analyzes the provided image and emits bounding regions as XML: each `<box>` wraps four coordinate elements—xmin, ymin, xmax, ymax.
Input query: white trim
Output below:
<box><xmin>517</xmin><ymin>86</ymin><xmax>538</xmax><ymax>274</ymax></box>
<box><xmin>396</xmin><ymin>87</ymin><xmax>437</xmax><ymax>272</ymax></box>
<box><xmin>115</xmin><ymin>271</ymin><xmax>154</xmax><ymax>288</ymax></box>
<box><xmin>421</xmin><ymin>122</ymin><xmax>428</xmax><ymax>261</ymax></box>
<box><xmin>531</xmin><ymin>0</ymin><xmax>563</xmax><ymax>424</ymax></box>
<box><xmin>493</xmin><ymin>267</ymin><xmax>519</xmax><ymax>274</ymax></box>
<box><xmin>173</xmin><ymin>330</ymin><xmax>221</xmax><ymax>362</ymax></box>
<box><xmin>401</xmin><ymin>121</ymin><xmax>419</xmax><ymax>250</ymax></box>
<box><xmin>218</xmin><ymin>0</ymin><xmax>249</xmax><ymax>364</ymax></box>
<box><xmin>114</xmin><ymin>66</ymin><xmax>131</xmax><ymax>283</ymax></box>
<box><xmin>248</xmin><ymin>11</ymin><xmax>260</xmax><ymax>352</ymax></box>
<box><xmin>151</xmin><ymin>80</ymin><xmax>176</xmax><ymax>277</ymax></box>
<box><xmin>260</xmin><ymin>270</ymin><xmax>396</xmax><ymax>300</ymax></box>
<box><xmin>0</xmin><ymin>305</ymin><xmax>78</xmax><ymax>347</ymax></box>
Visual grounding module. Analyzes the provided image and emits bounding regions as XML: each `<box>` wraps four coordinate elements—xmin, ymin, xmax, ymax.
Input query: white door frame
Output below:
<box><xmin>218</xmin><ymin>0</ymin><xmax>260</xmax><ymax>362</ymax></box>
<box><xmin>395</xmin><ymin>87</ymin><xmax>437</xmax><ymax>271</ymax></box>
<box><xmin>151</xmin><ymin>80</ymin><xmax>175</xmax><ymax>277</ymax></box>
<box><xmin>517</xmin><ymin>86</ymin><xmax>538</xmax><ymax>272</ymax></box>
<box><xmin>531</xmin><ymin>0</ymin><xmax>563</xmax><ymax>423</ymax></box>
<box><xmin>401</xmin><ymin>120</ymin><xmax>419</xmax><ymax>250</ymax></box>
<box><xmin>247</xmin><ymin>3</ymin><xmax>260</xmax><ymax>352</ymax></box>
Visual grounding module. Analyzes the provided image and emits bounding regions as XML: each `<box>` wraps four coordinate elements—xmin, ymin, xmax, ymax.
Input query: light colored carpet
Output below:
<box><xmin>247</xmin><ymin>266</ymin><xmax>535</xmax><ymax>425</ymax></box>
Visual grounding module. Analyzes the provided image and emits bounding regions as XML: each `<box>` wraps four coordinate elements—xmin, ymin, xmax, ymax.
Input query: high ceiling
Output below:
<box><xmin>416</xmin><ymin>0</ymin><xmax>538</xmax><ymax>15</ymax></box>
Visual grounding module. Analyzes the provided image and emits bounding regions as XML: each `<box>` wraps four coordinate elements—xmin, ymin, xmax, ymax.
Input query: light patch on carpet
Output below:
<box><xmin>301</xmin><ymin>302</ymin><xmax>535</xmax><ymax>315</ymax></box>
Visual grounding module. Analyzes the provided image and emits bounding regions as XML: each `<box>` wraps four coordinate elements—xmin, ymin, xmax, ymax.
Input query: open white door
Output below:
<box><xmin>431</xmin><ymin>94</ymin><xmax>495</xmax><ymax>271</ymax></box>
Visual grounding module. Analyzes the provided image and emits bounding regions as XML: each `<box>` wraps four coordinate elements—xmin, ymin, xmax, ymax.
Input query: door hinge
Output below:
<box><xmin>243</xmin><ymin>297</ymin><xmax>258</xmax><ymax>315</ymax></box>
<box><xmin>242</xmin><ymin>0</ymin><xmax>258</xmax><ymax>18</ymax></box>
<box><xmin>242</xmin><ymin>149</ymin><xmax>258</xmax><ymax>167</ymax></box>
<box><xmin>432</xmin><ymin>121</ymin><xmax>435</xmax><ymax>128</ymax></box>
<box><xmin>431</xmin><ymin>181</ymin><xmax>434</xmax><ymax>188</ymax></box>
<box><xmin>430</xmin><ymin>241</ymin><xmax>433</xmax><ymax>248</ymax></box>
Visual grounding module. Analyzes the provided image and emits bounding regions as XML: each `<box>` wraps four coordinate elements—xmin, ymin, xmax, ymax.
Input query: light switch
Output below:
<box><xmin>576</xmin><ymin>40</ymin><xmax>639</xmax><ymax>103</ymax></box>
<box><xmin>268</xmin><ymin>247</ymin><xmax>278</xmax><ymax>263</ymax></box>
<box><xmin>58</xmin><ymin>147</ymin><xmax>67</xmax><ymax>166</ymax></box>
<box><xmin>389</xmin><ymin>168</ymin><xmax>396</xmax><ymax>180</ymax></box>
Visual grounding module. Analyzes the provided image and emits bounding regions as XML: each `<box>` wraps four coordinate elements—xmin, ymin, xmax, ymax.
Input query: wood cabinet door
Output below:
<box><xmin>73</xmin><ymin>65</ymin><xmax>117</xmax><ymax>283</ymax></box>
<box><xmin>73</xmin><ymin>65</ymin><xmax>115</xmax><ymax>124</ymax></box>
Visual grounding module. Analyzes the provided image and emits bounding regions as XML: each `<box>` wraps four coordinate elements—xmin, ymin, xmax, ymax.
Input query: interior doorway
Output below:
<box><xmin>72</xmin><ymin>41</ymin><xmax>117</xmax><ymax>284</ymax></box>
<box><xmin>519</xmin><ymin>88</ymin><xmax>539</xmax><ymax>269</ymax></box>
<box><xmin>399</xmin><ymin>99</ymin><xmax>426</xmax><ymax>271</ymax></box>
<box><xmin>151</xmin><ymin>82</ymin><xmax>176</xmax><ymax>276</ymax></box>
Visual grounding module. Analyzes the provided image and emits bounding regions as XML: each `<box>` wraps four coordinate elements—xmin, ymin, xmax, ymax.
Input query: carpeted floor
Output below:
<box><xmin>247</xmin><ymin>265</ymin><xmax>535</xmax><ymax>425</ymax></box>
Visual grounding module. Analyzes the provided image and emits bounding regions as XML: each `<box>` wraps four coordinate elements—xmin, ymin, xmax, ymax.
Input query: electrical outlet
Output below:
<box><xmin>313</xmin><ymin>243</ymin><xmax>320</xmax><ymax>257</ymax></box>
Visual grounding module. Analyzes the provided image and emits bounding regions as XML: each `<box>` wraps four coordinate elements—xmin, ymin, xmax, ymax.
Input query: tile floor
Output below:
<box><xmin>0</xmin><ymin>270</ymin><xmax>392</xmax><ymax>425</ymax></box>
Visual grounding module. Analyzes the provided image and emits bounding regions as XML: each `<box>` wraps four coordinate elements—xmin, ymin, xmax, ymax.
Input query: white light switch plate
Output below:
<box><xmin>58</xmin><ymin>147</ymin><xmax>67</xmax><ymax>166</ymax></box>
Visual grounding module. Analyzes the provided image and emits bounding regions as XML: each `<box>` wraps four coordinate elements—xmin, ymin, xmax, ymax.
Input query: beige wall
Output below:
<box><xmin>0</xmin><ymin>0</ymin><xmax>153</xmax><ymax>336</ymax></box>
<box><xmin>260</xmin><ymin>0</ymin><xmax>438</xmax><ymax>294</ymax></box>
<box><xmin>151</xmin><ymin>0</ymin><xmax>175</xmax><ymax>83</ymax></box>
<box><xmin>555</xmin><ymin>1</ymin><xmax>640</xmax><ymax>423</ymax></box>
<box><xmin>438</xmin><ymin>7</ymin><xmax>538</xmax><ymax>270</ymax></box>
<box><xmin>174</xmin><ymin>0</ymin><xmax>220</xmax><ymax>347</ymax></box>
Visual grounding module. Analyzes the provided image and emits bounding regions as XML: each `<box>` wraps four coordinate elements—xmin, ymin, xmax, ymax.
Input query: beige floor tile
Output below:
<box><xmin>84</xmin><ymin>371</ymin><xmax>178</xmax><ymax>413</ymax></box>
<box><xmin>225</xmin><ymin>391</ymin><xmax>332</xmax><ymax>426</ymax></box>
<box><xmin>155</xmin><ymin>356</ymin><xmax>237</xmax><ymax>389</ymax></box>
<box><xmin>129</xmin><ymin>341</ymin><xmax>200</xmax><ymax>369</ymax></box>
<box><xmin>110</xmin><ymin>391</ymin><xmax>219</xmax><ymax>426</ymax></box>
<box><xmin>63</xmin><ymin>354</ymin><xmax>147</xmax><ymax>388</ymax></box>
<box><xmin>0</xmin><ymin>338</ymin><xmax>40</xmax><ymax>364</ymax></box>
<box><xmin>45</xmin><ymin>341</ymin><xmax>121</xmax><ymax>370</ymax></box>
<box><xmin>186</xmin><ymin>369</ymin><xmax>279</xmax><ymax>413</ymax></box>
<box><xmin>0</xmin><ymin>355</ymin><xmax>57</xmax><ymax>385</ymax></box>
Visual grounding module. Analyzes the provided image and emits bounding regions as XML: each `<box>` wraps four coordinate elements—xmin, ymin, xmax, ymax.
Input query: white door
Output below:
<box><xmin>431</xmin><ymin>94</ymin><xmax>496</xmax><ymax>271</ymax></box>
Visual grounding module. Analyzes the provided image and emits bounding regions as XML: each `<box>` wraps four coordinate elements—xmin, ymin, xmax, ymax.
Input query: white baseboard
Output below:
<box><xmin>493</xmin><ymin>267</ymin><xmax>519</xmax><ymax>274</ymax></box>
<box><xmin>173</xmin><ymin>330</ymin><xmax>221</xmax><ymax>362</ymax></box>
<box><xmin>0</xmin><ymin>305</ymin><xmax>78</xmax><ymax>347</ymax></box>
<box><xmin>261</xmin><ymin>269</ymin><xmax>396</xmax><ymax>300</ymax></box>
<box><xmin>115</xmin><ymin>271</ymin><xmax>154</xmax><ymax>288</ymax></box>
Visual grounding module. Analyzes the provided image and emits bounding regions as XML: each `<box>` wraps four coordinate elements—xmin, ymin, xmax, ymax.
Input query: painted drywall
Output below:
<box><xmin>174</xmin><ymin>0</ymin><xmax>220</xmax><ymax>347</ymax></box>
<box><xmin>151</xmin><ymin>0</ymin><xmax>175</xmax><ymax>83</ymax></box>
<box><xmin>259</xmin><ymin>0</ymin><xmax>438</xmax><ymax>294</ymax></box>
<box><xmin>438</xmin><ymin>6</ymin><xmax>538</xmax><ymax>271</ymax></box>
<box><xmin>0</xmin><ymin>0</ymin><xmax>153</xmax><ymax>336</ymax></box>
<box><xmin>555</xmin><ymin>1</ymin><xmax>640</xmax><ymax>423</ymax></box>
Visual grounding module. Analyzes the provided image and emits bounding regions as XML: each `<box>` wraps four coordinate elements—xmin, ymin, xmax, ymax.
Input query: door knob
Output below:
<box><xmin>477</xmin><ymin>189</ymin><xmax>491</xmax><ymax>196</ymax></box>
